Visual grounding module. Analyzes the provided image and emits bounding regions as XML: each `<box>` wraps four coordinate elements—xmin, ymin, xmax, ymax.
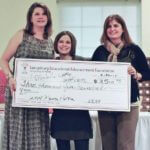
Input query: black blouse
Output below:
<box><xmin>92</xmin><ymin>43</ymin><xmax>150</xmax><ymax>103</ymax></box>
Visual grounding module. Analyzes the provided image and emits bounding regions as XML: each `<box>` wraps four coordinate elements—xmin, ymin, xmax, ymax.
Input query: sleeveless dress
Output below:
<box><xmin>2</xmin><ymin>32</ymin><xmax>54</xmax><ymax>150</ymax></box>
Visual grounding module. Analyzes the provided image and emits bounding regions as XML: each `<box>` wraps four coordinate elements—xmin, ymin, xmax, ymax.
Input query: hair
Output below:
<box><xmin>54</xmin><ymin>31</ymin><xmax>76</xmax><ymax>57</ymax></box>
<box><xmin>24</xmin><ymin>2</ymin><xmax>52</xmax><ymax>39</ymax></box>
<box><xmin>101</xmin><ymin>14</ymin><xmax>132</xmax><ymax>46</ymax></box>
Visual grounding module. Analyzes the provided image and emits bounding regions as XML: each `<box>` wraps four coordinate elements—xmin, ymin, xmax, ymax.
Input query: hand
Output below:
<box><xmin>128</xmin><ymin>66</ymin><xmax>142</xmax><ymax>80</ymax></box>
<box><xmin>135</xmin><ymin>72</ymin><xmax>142</xmax><ymax>81</ymax></box>
<box><xmin>128</xmin><ymin>66</ymin><xmax>136</xmax><ymax>76</ymax></box>
<box><xmin>49</xmin><ymin>108</ymin><xmax>53</xmax><ymax>114</ymax></box>
<box><xmin>8</xmin><ymin>77</ymin><xmax>16</xmax><ymax>95</ymax></box>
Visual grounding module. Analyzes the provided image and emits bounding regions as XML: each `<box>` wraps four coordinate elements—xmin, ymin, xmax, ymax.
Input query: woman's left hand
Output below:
<box><xmin>128</xmin><ymin>66</ymin><xmax>142</xmax><ymax>80</ymax></box>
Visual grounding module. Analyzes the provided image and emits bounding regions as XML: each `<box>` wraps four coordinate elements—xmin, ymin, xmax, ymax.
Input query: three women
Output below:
<box><xmin>1</xmin><ymin>2</ymin><xmax>149</xmax><ymax>150</ymax></box>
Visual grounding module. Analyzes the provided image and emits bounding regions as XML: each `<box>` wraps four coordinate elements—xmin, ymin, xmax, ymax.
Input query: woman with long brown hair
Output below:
<box><xmin>92</xmin><ymin>14</ymin><xmax>150</xmax><ymax>150</ymax></box>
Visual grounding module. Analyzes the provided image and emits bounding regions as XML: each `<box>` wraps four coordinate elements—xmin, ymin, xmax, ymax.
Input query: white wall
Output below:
<box><xmin>141</xmin><ymin>0</ymin><xmax>150</xmax><ymax>56</ymax></box>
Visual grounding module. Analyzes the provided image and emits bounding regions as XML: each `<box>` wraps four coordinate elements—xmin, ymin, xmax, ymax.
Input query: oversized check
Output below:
<box><xmin>12</xmin><ymin>58</ymin><xmax>131</xmax><ymax>111</ymax></box>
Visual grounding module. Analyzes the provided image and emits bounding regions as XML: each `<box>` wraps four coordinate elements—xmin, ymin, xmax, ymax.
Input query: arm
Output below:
<box><xmin>130</xmin><ymin>45</ymin><xmax>150</xmax><ymax>81</ymax></box>
<box><xmin>128</xmin><ymin>66</ymin><xmax>142</xmax><ymax>81</ymax></box>
<box><xmin>0</xmin><ymin>30</ymin><xmax>23</xmax><ymax>91</ymax></box>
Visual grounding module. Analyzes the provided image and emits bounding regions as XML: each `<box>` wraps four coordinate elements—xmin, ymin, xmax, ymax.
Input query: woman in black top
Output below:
<box><xmin>92</xmin><ymin>14</ymin><xmax>150</xmax><ymax>150</ymax></box>
<box><xmin>50</xmin><ymin>31</ymin><xmax>93</xmax><ymax>150</ymax></box>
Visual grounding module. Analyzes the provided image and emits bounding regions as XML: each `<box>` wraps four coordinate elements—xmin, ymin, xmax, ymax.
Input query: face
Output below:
<box><xmin>57</xmin><ymin>35</ymin><xmax>72</xmax><ymax>56</ymax></box>
<box><xmin>31</xmin><ymin>7</ymin><xmax>48</xmax><ymax>27</ymax></box>
<box><xmin>57</xmin><ymin>35</ymin><xmax>71</xmax><ymax>55</ymax></box>
<box><xmin>106</xmin><ymin>19</ymin><xmax>123</xmax><ymax>42</ymax></box>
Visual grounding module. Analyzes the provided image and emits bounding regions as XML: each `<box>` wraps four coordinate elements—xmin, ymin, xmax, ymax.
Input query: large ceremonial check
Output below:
<box><xmin>12</xmin><ymin>58</ymin><xmax>131</xmax><ymax>111</ymax></box>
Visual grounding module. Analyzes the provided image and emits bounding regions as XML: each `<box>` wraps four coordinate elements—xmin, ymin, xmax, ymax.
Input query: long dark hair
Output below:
<box><xmin>54</xmin><ymin>31</ymin><xmax>76</xmax><ymax>57</ymax></box>
<box><xmin>24</xmin><ymin>2</ymin><xmax>52</xmax><ymax>39</ymax></box>
<box><xmin>101</xmin><ymin>14</ymin><xmax>132</xmax><ymax>46</ymax></box>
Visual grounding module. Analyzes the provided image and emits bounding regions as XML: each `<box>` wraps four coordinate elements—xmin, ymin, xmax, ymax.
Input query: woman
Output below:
<box><xmin>0</xmin><ymin>2</ymin><xmax>54</xmax><ymax>150</ymax></box>
<box><xmin>50</xmin><ymin>31</ymin><xmax>93</xmax><ymax>150</ymax></box>
<box><xmin>92</xmin><ymin>14</ymin><xmax>150</xmax><ymax>150</ymax></box>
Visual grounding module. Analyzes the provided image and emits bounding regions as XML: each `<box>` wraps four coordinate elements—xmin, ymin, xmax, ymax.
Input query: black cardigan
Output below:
<box><xmin>92</xmin><ymin>44</ymin><xmax>150</xmax><ymax>103</ymax></box>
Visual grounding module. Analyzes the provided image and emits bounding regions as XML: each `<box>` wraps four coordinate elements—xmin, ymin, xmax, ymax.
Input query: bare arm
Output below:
<box><xmin>0</xmin><ymin>30</ymin><xmax>23</xmax><ymax>77</ymax></box>
<box><xmin>0</xmin><ymin>30</ymin><xmax>23</xmax><ymax>92</ymax></box>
